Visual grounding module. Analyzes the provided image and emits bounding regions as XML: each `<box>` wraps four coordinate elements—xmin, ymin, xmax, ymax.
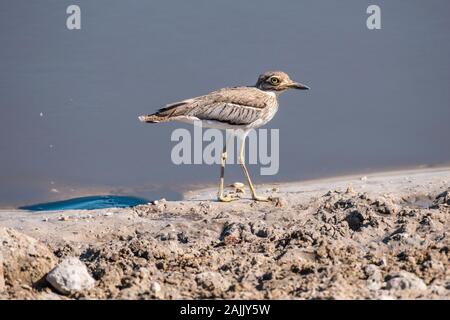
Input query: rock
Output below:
<box><xmin>0</xmin><ymin>227</ymin><xmax>56</xmax><ymax>288</ymax></box>
<box><xmin>150</xmin><ymin>281</ymin><xmax>161</xmax><ymax>293</ymax></box>
<box><xmin>385</xmin><ymin>271</ymin><xmax>427</xmax><ymax>291</ymax></box>
<box><xmin>46</xmin><ymin>257</ymin><xmax>95</xmax><ymax>295</ymax></box>
<box><xmin>150</xmin><ymin>281</ymin><xmax>164</xmax><ymax>298</ymax></box>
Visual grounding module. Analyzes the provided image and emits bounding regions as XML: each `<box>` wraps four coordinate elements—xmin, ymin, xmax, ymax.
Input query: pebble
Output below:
<box><xmin>150</xmin><ymin>281</ymin><xmax>161</xmax><ymax>293</ymax></box>
<box><xmin>150</xmin><ymin>281</ymin><xmax>164</xmax><ymax>298</ymax></box>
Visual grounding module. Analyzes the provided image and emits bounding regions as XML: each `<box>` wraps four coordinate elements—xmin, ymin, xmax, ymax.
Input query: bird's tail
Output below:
<box><xmin>139</xmin><ymin>100</ymin><xmax>192</xmax><ymax>123</ymax></box>
<box><xmin>138</xmin><ymin>114</ymin><xmax>171</xmax><ymax>123</ymax></box>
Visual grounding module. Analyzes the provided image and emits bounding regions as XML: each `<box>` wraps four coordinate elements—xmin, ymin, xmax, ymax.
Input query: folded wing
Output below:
<box><xmin>139</xmin><ymin>86</ymin><xmax>274</xmax><ymax>125</ymax></box>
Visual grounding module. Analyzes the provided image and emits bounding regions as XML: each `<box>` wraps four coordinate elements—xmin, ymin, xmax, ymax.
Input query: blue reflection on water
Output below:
<box><xmin>19</xmin><ymin>195</ymin><xmax>149</xmax><ymax>211</ymax></box>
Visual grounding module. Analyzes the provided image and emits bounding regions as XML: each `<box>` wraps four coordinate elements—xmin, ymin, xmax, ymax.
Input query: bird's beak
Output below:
<box><xmin>289</xmin><ymin>82</ymin><xmax>310</xmax><ymax>90</ymax></box>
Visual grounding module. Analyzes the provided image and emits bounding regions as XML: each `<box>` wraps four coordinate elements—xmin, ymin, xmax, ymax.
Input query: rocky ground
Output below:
<box><xmin>0</xmin><ymin>168</ymin><xmax>449</xmax><ymax>299</ymax></box>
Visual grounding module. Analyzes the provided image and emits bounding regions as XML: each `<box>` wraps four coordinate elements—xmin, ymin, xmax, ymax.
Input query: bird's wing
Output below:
<box><xmin>186</xmin><ymin>102</ymin><xmax>264</xmax><ymax>125</ymax></box>
<box><xmin>145</xmin><ymin>87</ymin><xmax>274</xmax><ymax>125</ymax></box>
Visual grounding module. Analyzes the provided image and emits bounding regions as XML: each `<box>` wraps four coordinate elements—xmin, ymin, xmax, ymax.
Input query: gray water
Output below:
<box><xmin>1</xmin><ymin>0</ymin><xmax>450</xmax><ymax>207</ymax></box>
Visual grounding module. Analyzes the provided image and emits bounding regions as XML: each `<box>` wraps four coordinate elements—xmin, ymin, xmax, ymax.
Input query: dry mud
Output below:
<box><xmin>0</xmin><ymin>168</ymin><xmax>449</xmax><ymax>299</ymax></box>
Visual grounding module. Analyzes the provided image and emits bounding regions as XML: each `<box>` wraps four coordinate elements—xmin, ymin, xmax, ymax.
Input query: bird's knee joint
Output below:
<box><xmin>221</xmin><ymin>152</ymin><xmax>227</xmax><ymax>161</ymax></box>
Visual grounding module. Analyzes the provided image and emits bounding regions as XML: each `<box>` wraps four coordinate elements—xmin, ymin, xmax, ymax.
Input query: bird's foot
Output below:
<box><xmin>251</xmin><ymin>195</ymin><xmax>270</xmax><ymax>202</ymax></box>
<box><xmin>218</xmin><ymin>194</ymin><xmax>239</xmax><ymax>202</ymax></box>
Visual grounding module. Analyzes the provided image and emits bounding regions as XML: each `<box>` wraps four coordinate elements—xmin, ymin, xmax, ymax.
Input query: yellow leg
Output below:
<box><xmin>217</xmin><ymin>136</ymin><xmax>238</xmax><ymax>202</ymax></box>
<box><xmin>238</xmin><ymin>133</ymin><xmax>269</xmax><ymax>202</ymax></box>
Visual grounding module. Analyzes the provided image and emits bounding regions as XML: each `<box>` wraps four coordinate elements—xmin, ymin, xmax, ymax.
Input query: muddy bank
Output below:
<box><xmin>0</xmin><ymin>168</ymin><xmax>449</xmax><ymax>299</ymax></box>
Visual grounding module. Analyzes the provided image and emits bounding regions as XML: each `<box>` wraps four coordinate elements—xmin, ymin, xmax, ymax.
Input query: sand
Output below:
<box><xmin>0</xmin><ymin>167</ymin><xmax>449</xmax><ymax>299</ymax></box>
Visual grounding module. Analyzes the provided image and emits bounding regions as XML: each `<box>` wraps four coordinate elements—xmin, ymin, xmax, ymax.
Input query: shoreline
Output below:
<box><xmin>184</xmin><ymin>165</ymin><xmax>450</xmax><ymax>201</ymax></box>
<box><xmin>1</xmin><ymin>164</ymin><xmax>448</xmax><ymax>211</ymax></box>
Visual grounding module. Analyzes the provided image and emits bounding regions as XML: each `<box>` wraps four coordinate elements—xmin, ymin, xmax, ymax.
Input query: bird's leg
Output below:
<box><xmin>238</xmin><ymin>133</ymin><xmax>269</xmax><ymax>202</ymax></box>
<box><xmin>217</xmin><ymin>136</ymin><xmax>237</xmax><ymax>202</ymax></box>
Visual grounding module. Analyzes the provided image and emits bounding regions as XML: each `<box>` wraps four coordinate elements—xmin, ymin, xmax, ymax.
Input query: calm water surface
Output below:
<box><xmin>1</xmin><ymin>1</ymin><xmax>450</xmax><ymax>208</ymax></box>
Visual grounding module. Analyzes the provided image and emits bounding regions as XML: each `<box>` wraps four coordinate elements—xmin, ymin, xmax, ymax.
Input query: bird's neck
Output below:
<box><xmin>262</xmin><ymin>90</ymin><xmax>280</xmax><ymax>98</ymax></box>
<box><xmin>254</xmin><ymin>86</ymin><xmax>282</xmax><ymax>98</ymax></box>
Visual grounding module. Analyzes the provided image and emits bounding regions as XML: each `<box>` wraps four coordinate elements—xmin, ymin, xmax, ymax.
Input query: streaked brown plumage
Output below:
<box><xmin>139</xmin><ymin>86</ymin><xmax>277</xmax><ymax>127</ymax></box>
<box><xmin>139</xmin><ymin>71</ymin><xmax>309</xmax><ymax>202</ymax></box>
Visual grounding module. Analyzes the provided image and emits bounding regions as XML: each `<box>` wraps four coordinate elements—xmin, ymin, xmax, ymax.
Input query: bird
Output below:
<box><xmin>139</xmin><ymin>71</ymin><xmax>309</xmax><ymax>202</ymax></box>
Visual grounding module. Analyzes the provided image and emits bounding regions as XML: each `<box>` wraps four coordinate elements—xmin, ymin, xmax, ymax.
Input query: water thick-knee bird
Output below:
<box><xmin>139</xmin><ymin>71</ymin><xmax>309</xmax><ymax>202</ymax></box>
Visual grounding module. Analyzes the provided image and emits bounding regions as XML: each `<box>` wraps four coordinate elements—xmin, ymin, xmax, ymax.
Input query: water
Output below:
<box><xmin>19</xmin><ymin>195</ymin><xmax>149</xmax><ymax>211</ymax></box>
<box><xmin>1</xmin><ymin>1</ymin><xmax>450</xmax><ymax>208</ymax></box>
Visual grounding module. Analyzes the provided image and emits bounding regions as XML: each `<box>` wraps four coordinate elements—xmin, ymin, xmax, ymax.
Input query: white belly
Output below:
<box><xmin>246</xmin><ymin>103</ymin><xmax>279</xmax><ymax>129</ymax></box>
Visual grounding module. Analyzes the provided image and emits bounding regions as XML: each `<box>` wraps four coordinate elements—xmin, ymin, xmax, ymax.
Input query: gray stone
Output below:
<box><xmin>386</xmin><ymin>271</ymin><xmax>427</xmax><ymax>291</ymax></box>
<box><xmin>46</xmin><ymin>257</ymin><xmax>95</xmax><ymax>295</ymax></box>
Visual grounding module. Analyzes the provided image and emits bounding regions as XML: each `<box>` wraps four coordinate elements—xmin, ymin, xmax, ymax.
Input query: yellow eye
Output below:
<box><xmin>270</xmin><ymin>77</ymin><xmax>280</xmax><ymax>85</ymax></box>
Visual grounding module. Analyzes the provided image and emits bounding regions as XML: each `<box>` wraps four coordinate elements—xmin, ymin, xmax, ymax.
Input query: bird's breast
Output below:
<box><xmin>247</xmin><ymin>100</ymin><xmax>279</xmax><ymax>129</ymax></box>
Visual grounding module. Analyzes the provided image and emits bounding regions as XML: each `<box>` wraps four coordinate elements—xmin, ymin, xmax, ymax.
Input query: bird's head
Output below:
<box><xmin>255</xmin><ymin>71</ymin><xmax>309</xmax><ymax>93</ymax></box>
